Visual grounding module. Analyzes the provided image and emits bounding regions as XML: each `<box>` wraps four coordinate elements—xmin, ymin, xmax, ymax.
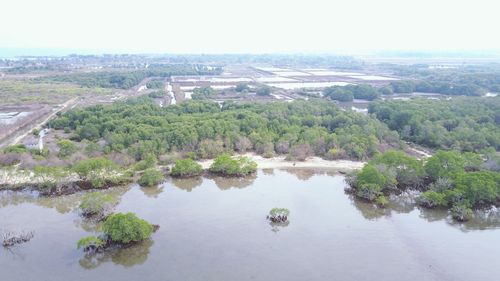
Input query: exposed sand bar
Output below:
<box><xmin>196</xmin><ymin>153</ymin><xmax>365</xmax><ymax>171</ymax></box>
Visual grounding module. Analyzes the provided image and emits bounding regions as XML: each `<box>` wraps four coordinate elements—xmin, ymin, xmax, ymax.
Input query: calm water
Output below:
<box><xmin>1</xmin><ymin>169</ymin><xmax>500</xmax><ymax>281</ymax></box>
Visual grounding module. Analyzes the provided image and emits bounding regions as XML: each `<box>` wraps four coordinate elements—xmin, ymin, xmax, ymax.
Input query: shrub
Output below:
<box><xmin>256</xmin><ymin>86</ymin><xmax>272</xmax><ymax>96</ymax></box>
<box><xmin>371</xmin><ymin>150</ymin><xmax>425</xmax><ymax>188</ymax></box>
<box><xmin>171</xmin><ymin>158</ymin><xmax>202</xmax><ymax>177</ymax></box>
<box><xmin>355</xmin><ymin>164</ymin><xmax>397</xmax><ymax>191</ymax></box>
<box><xmin>356</xmin><ymin>183</ymin><xmax>382</xmax><ymax>201</ymax></box>
<box><xmin>77</xmin><ymin>236</ymin><xmax>106</xmax><ymax>252</ymax></box>
<box><xmin>138</xmin><ymin>168</ymin><xmax>164</xmax><ymax>187</ymax></box>
<box><xmin>57</xmin><ymin>139</ymin><xmax>78</xmax><ymax>158</ymax></box>
<box><xmin>268</xmin><ymin>208</ymin><xmax>290</xmax><ymax>223</ymax></box>
<box><xmin>453</xmin><ymin>171</ymin><xmax>498</xmax><ymax>207</ymax></box>
<box><xmin>102</xmin><ymin>213</ymin><xmax>153</xmax><ymax>244</ymax></box>
<box><xmin>450</xmin><ymin>203</ymin><xmax>474</xmax><ymax>222</ymax></box>
<box><xmin>4</xmin><ymin>144</ymin><xmax>28</xmax><ymax>154</ymax></box>
<box><xmin>425</xmin><ymin>150</ymin><xmax>465</xmax><ymax>181</ymax></box>
<box><xmin>235</xmin><ymin>83</ymin><xmax>249</xmax><ymax>92</ymax></box>
<box><xmin>375</xmin><ymin>195</ymin><xmax>389</xmax><ymax>207</ymax></box>
<box><xmin>72</xmin><ymin>157</ymin><xmax>123</xmax><ymax>188</ymax></box>
<box><xmin>134</xmin><ymin>154</ymin><xmax>157</xmax><ymax>171</ymax></box>
<box><xmin>429</xmin><ymin>178</ymin><xmax>454</xmax><ymax>192</ymax></box>
<box><xmin>197</xmin><ymin>139</ymin><xmax>225</xmax><ymax>159</ymax></box>
<box><xmin>417</xmin><ymin>190</ymin><xmax>447</xmax><ymax>208</ymax></box>
<box><xmin>209</xmin><ymin>154</ymin><xmax>257</xmax><ymax>176</ymax></box>
<box><xmin>79</xmin><ymin>192</ymin><xmax>114</xmax><ymax>218</ymax></box>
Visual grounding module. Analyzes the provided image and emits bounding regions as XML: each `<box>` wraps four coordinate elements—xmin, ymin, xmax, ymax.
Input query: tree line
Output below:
<box><xmin>368</xmin><ymin>97</ymin><xmax>500</xmax><ymax>152</ymax></box>
<box><xmin>50</xmin><ymin>98</ymin><xmax>401</xmax><ymax>161</ymax></box>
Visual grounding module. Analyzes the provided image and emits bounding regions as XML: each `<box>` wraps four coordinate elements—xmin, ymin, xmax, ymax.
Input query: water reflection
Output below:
<box><xmin>348</xmin><ymin>193</ymin><xmax>391</xmax><ymax>220</ymax></box>
<box><xmin>453</xmin><ymin>208</ymin><xmax>500</xmax><ymax>231</ymax></box>
<box><xmin>269</xmin><ymin>220</ymin><xmax>290</xmax><ymax>233</ymax></box>
<box><xmin>79</xmin><ymin>240</ymin><xmax>154</xmax><ymax>269</ymax></box>
<box><xmin>0</xmin><ymin>186</ymin><xmax>129</xmax><ymax>214</ymax></box>
<box><xmin>282</xmin><ymin>168</ymin><xmax>316</xmax><ymax>181</ymax></box>
<box><xmin>170</xmin><ymin>177</ymin><xmax>203</xmax><ymax>192</ymax></box>
<box><xmin>261</xmin><ymin>168</ymin><xmax>274</xmax><ymax>175</ymax></box>
<box><xmin>210</xmin><ymin>174</ymin><xmax>257</xmax><ymax>190</ymax></box>
<box><xmin>140</xmin><ymin>185</ymin><xmax>164</xmax><ymax>198</ymax></box>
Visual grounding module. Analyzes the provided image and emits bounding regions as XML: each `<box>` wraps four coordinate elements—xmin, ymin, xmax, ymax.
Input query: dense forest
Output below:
<box><xmin>39</xmin><ymin>65</ymin><xmax>222</xmax><ymax>89</ymax></box>
<box><xmin>368</xmin><ymin>97</ymin><xmax>500</xmax><ymax>152</ymax></box>
<box><xmin>50</xmin><ymin>98</ymin><xmax>401</xmax><ymax>161</ymax></box>
<box><xmin>384</xmin><ymin>64</ymin><xmax>500</xmax><ymax>96</ymax></box>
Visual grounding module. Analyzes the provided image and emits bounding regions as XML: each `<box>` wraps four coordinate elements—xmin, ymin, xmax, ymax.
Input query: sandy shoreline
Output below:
<box><xmin>196</xmin><ymin>153</ymin><xmax>365</xmax><ymax>171</ymax></box>
<box><xmin>0</xmin><ymin>154</ymin><xmax>364</xmax><ymax>189</ymax></box>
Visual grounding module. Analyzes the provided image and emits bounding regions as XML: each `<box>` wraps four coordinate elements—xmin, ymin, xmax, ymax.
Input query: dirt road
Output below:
<box><xmin>2</xmin><ymin>97</ymin><xmax>79</xmax><ymax>147</ymax></box>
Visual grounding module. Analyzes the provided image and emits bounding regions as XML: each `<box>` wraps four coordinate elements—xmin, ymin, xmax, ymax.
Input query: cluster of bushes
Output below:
<box><xmin>171</xmin><ymin>158</ymin><xmax>203</xmax><ymax>177</ymax></box>
<box><xmin>324</xmin><ymin>84</ymin><xmax>389</xmax><ymax>101</ymax></box>
<box><xmin>72</xmin><ymin>157</ymin><xmax>128</xmax><ymax>188</ymax></box>
<box><xmin>146</xmin><ymin>80</ymin><xmax>164</xmax><ymax>89</ymax></box>
<box><xmin>191</xmin><ymin>86</ymin><xmax>216</xmax><ymax>100</ymax></box>
<box><xmin>138</xmin><ymin>168</ymin><xmax>164</xmax><ymax>187</ymax></box>
<box><xmin>148</xmin><ymin>91</ymin><xmax>165</xmax><ymax>98</ymax></box>
<box><xmin>347</xmin><ymin>150</ymin><xmax>500</xmax><ymax>221</ymax></box>
<box><xmin>79</xmin><ymin>192</ymin><xmax>115</xmax><ymax>219</ymax></box>
<box><xmin>77</xmin><ymin>212</ymin><xmax>155</xmax><ymax>252</ymax></box>
<box><xmin>369</xmin><ymin>97</ymin><xmax>500</xmax><ymax>152</ymax></box>
<box><xmin>57</xmin><ymin>139</ymin><xmax>78</xmax><ymax>158</ymax></box>
<box><xmin>51</xmin><ymin>98</ymin><xmax>399</xmax><ymax>162</ymax></box>
<box><xmin>209</xmin><ymin>154</ymin><xmax>257</xmax><ymax>176</ymax></box>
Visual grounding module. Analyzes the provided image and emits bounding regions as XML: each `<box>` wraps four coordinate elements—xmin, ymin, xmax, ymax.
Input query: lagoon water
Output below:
<box><xmin>1</xmin><ymin>169</ymin><xmax>500</xmax><ymax>281</ymax></box>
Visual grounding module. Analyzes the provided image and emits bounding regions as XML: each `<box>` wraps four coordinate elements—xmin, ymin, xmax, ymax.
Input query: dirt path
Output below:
<box><xmin>6</xmin><ymin>97</ymin><xmax>79</xmax><ymax>146</ymax></box>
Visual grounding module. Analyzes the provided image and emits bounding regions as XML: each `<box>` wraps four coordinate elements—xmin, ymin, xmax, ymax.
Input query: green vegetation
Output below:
<box><xmin>323</xmin><ymin>87</ymin><xmax>353</xmax><ymax>101</ymax></box>
<box><xmin>235</xmin><ymin>83</ymin><xmax>250</xmax><ymax>92</ymax></box>
<box><xmin>369</xmin><ymin>97</ymin><xmax>500</xmax><ymax>152</ymax></box>
<box><xmin>138</xmin><ymin>168</ymin><xmax>164</xmax><ymax>187</ymax></box>
<box><xmin>102</xmin><ymin>213</ymin><xmax>153</xmax><ymax>244</ymax></box>
<box><xmin>268</xmin><ymin>208</ymin><xmax>290</xmax><ymax>223</ymax></box>
<box><xmin>192</xmin><ymin>86</ymin><xmax>216</xmax><ymax>99</ymax></box>
<box><xmin>171</xmin><ymin>158</ymin><xmax>203</xmax><ymax>177</ymax></box>
<box><xmin>146</xmin><ymin>80</ymin><xmax>164</xmax><ymax>89</ymax></box>
<box><xmin>0</xmin><ymin>79</ymin><xmax>112</xmax><ymax>105</ymax></box>
<box><xmin>41</xmin><ymin>65</ymin><xmax>221</xmax><ymax>89</ymax></box>
<box><xmin>57</xmin><ymin>139</ymin><xmax>78</xmax><ymax>158</ymax></box>
<box><xmin>53</xmin><ymin>98</ymin><xmax>399</xmax><ymax>161</ymax></box>
<box><xmin>380</xmin><ymin>64</ymin><xmax>500</xmax><ymax>96</ymax></box>
<box><xmin>324</xmin><ymin>84</ymin><xmax>381</xmax><ymax>101</ymax></box>
<box><xmin>134</xmin><ymin>154</ymin><xmax>157</xmax><ymax>171</ymax></box>
<box><xmin>33</xmin><ymin>166</ymin><xmax>69</xmax><ymax>189</ymax></box>
<box><xmin>72</xmin><ymin>157</ymin><xmax>124</xmax><ymax>188</ymax></box>
<box><xmin>3</xmin><ymin>144</ymin><xmax>28</xmax><ymax>154</ymax></box>
<box><xmin>347</xmin><ymin>150</ymin><xmax>425</xmax><ymax>200</ymax></box>
<box><xmin>256</xmin><ymin>86</ymin><xmax>272</xmax><ymax>96</ymax></box>
<box><xmin>148</xmin><ymin>91</ymin><xmax>165</xmax><ymax>98</ymax></box>
<box><xmin>209</xmin><ymin>154</ymin><xmax>257</xmax><ymax>176</ymax></box>
<box><xmin>79</xmin><ymin>192</ymin><xmax>114</xmax><ymax>218</ymax></box>
<box><xmin>348</xmin><ymin>150</ymin><xmax>500</xmax><ymax>221</ymax></box>
<box><xmin>77</xmin><ymin>236</ymin><xmax>106</xmax><ymax>252</ymax></box>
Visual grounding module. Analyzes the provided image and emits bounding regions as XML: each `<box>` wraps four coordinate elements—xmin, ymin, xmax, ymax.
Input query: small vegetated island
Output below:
<box><xmin>77</xmin><ymin>212</ymin><xmax>157</xmax><ymax>253</ymax></box>
<box><xmin>209</xmin><ymin>154</ymin><xmax>257</xmax><ymax>176</ymax></box>
<box><xmin>171</xmin><ymin>158</ymin><xmax>203</xmax><ymax>177</ymax></box>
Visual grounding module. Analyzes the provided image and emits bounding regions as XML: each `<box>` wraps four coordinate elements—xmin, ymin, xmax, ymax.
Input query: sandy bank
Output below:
<box><xmin>196</xmin><ymin>153</ymin><xmax>365</xmax><ymax>171</ymax></box>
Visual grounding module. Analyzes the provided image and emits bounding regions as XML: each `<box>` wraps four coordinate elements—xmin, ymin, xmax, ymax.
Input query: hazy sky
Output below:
<box><xmin>1</xmin><ymin>0</ymin><xmax>499</xmax><ymax>54</ymax></box>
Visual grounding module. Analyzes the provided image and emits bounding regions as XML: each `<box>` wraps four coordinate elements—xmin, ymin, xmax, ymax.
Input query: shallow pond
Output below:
<box><xmin>1</xmin><ymin>169</ymin><xmax>500</xmax><ymax>281</ymax></box>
